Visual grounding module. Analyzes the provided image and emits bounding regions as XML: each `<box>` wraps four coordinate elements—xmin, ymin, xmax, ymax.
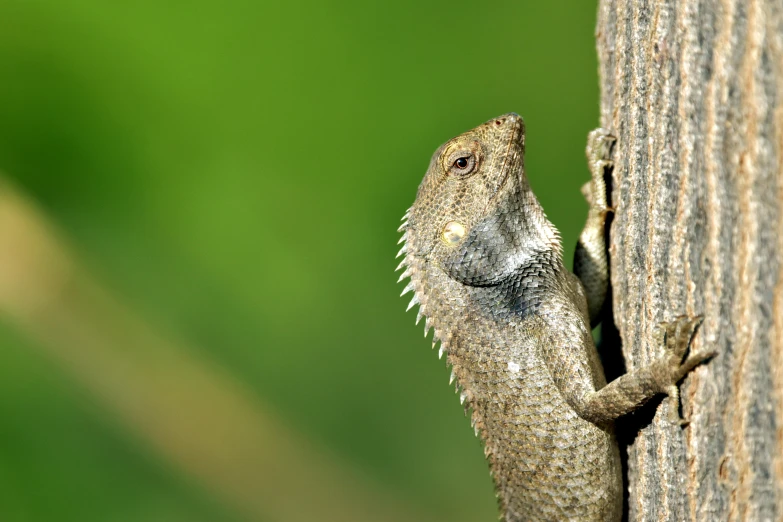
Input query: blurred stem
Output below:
<box><xmin>0</xmin><ymin>177</ymin><xmax>440</xmax><ymax>522</ymax></box>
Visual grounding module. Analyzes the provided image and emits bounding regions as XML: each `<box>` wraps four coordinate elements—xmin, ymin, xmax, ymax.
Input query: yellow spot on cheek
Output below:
<box><xmin>442</xmin><ymin>221</ymin><xmax>466</xmax><ymax>245</ymax></box>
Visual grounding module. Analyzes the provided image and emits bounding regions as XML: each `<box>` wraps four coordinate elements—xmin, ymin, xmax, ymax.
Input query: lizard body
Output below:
<box><xmin>396</xmin><ymin>114</ymin><xmax>714</xmax><ymax>522</ymax></box>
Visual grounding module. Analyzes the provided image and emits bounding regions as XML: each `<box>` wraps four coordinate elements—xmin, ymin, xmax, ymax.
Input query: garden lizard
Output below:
<box><xmin>395</xmin><ymin>114</ymin><xmax>714</xmax><ymax>522</ymax></box>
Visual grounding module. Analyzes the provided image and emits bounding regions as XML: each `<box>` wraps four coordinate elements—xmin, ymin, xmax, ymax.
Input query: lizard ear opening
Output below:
<box><xmin>442</xmin><ymin>221</ymin><xmax>466</xmax><ymax>245</ymax></box>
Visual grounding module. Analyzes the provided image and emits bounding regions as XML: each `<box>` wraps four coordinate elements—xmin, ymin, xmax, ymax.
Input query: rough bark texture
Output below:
<box><xmin>596</xmin><ymin>0</ymin><xmax>783</xmax><ymax>520</ymax></box>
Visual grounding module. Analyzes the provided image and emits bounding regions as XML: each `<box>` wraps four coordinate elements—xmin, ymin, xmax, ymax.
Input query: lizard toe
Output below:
<box><xmin>678</xmin><ymin>348</ymin><xmax>717</xmax><ymax>379</ymax></box>
<box><xmin>586</xmin><ymin>128</ymin><xmax>616</xmax><ymax>163</ymax></box>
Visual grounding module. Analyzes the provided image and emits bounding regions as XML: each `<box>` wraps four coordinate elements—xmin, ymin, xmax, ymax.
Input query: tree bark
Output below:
<box><xmin>596</xmin><ymin>0</ymin><xmax>783</xmax><ymax>520</ymax></box>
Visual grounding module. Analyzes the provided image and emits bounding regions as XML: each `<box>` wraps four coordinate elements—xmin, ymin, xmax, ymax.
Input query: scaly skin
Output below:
<box><xmin>396</xmin><ymin>114</ymin><xmax>715</xmax><ymax>522</ymax></box>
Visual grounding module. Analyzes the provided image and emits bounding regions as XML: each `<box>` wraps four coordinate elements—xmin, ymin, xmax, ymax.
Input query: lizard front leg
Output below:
<box><xmin>554</xmin><ymin>130</ymin><xmax>715</xmax><ymax>425</ymax></box>
<box><xmin>570</xmin><ymin>315</ymin><xmax>716</xmax><ymax>424</ymax></box>
<box><xmin>574</xmin><ymin>129</ymin><xmax>615</xmax><ymax>326</ymax></box>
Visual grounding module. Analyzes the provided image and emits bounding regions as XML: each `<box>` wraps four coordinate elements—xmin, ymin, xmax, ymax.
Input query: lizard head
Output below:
<box><xmin>397</xmin><ymin>113</ymin><xmax>561</xmax><ymax>337</ymax></box>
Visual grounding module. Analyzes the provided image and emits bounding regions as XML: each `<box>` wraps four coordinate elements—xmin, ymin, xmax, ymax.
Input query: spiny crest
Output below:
<box><xmin>397</xmin><ymin>267</ymin><xmax>412</xmax><ymax>283</ymax></box>
<box><xmin>400</xmin><ymin>199</ymin><xmax>463</xmax><ymax>409</ymax></box>
<box><xmin>538</xmin><ymin>208</ymin><xmax>564</xmax><ymax>257</ymax></box>
<box><xmin>396</xmin><ymin>206</ymin><xmax>440</xmax><ymax>346</ymax></box>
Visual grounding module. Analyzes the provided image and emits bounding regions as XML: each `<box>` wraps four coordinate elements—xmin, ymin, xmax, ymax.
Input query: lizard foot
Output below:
<box><xmin>583</xmin><ymin>129</ymin><xmax>615</xmax><ymax>213</ymax></box>
<box><xmin>651</xmin><ymin>315</ymin><xmax>716</xmax><ymax>424</ymax></box>
<box><xmin>587</xmin><ymin>128</ymin><xmax>616</xmax><ymax>164</ymax></box>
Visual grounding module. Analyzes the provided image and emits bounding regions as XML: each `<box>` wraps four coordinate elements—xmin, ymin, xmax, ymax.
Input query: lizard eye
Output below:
<box><xmin>446</xmin><ymin>151</ymin><xmax>477</xmax><ymax>178</ymax></box>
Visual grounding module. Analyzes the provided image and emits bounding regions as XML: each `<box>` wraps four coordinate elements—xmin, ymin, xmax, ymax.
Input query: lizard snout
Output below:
<box><xmin>492</xmin><ymin>113</ymin><xmax>525</xmax><ymax>143</ymax></box>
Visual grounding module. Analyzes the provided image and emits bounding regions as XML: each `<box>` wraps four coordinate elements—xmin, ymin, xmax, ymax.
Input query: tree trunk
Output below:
<box><xmin>596</xmin><ymin>0</ymin><xmax>783</xmax><ymax>520</ymax></box>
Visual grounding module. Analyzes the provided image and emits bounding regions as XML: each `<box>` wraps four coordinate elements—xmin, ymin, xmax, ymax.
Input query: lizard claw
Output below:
<box><xmin>666</xmin><ymin>315</ymin><xmax>700</xmax><ymax>359</ymax></box>
<box><xmin>667</xmin><ymin>315</ymin><xmax>714</xmax><ymax>380</ymax></box>
<box><xmin>653</xmin><ymin>315</ymin><xmax>715</xmax><ymax>424</ymax></box>
<box><xmin>599</xmin><ymin>207</ymin><xmax>614</xmax><ymax>219</ymax></box>
<box><xmin>586</xmin><ymin>128</ymin><xmax>616</xmax><ymax>164</ymax></box>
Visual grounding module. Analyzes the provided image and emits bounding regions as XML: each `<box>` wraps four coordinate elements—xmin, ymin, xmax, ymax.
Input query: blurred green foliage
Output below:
<box><xmin>0</xmin><ymin>0</ymin><xmax>599</xmax><ymax>520</ymax></box>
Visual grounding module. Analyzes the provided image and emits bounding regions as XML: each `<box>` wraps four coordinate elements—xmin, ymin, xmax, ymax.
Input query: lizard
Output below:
<box><xmin>395</xmin><ymin>113</ymin><xmax>715</xmax><ymax>522</ymax></box>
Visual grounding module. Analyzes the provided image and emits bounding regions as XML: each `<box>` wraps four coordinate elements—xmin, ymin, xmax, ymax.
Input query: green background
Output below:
<box><xmin>0</xmin><ymin>1</ymin><xmax>599</xmax><ymax>521</ymax></box>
